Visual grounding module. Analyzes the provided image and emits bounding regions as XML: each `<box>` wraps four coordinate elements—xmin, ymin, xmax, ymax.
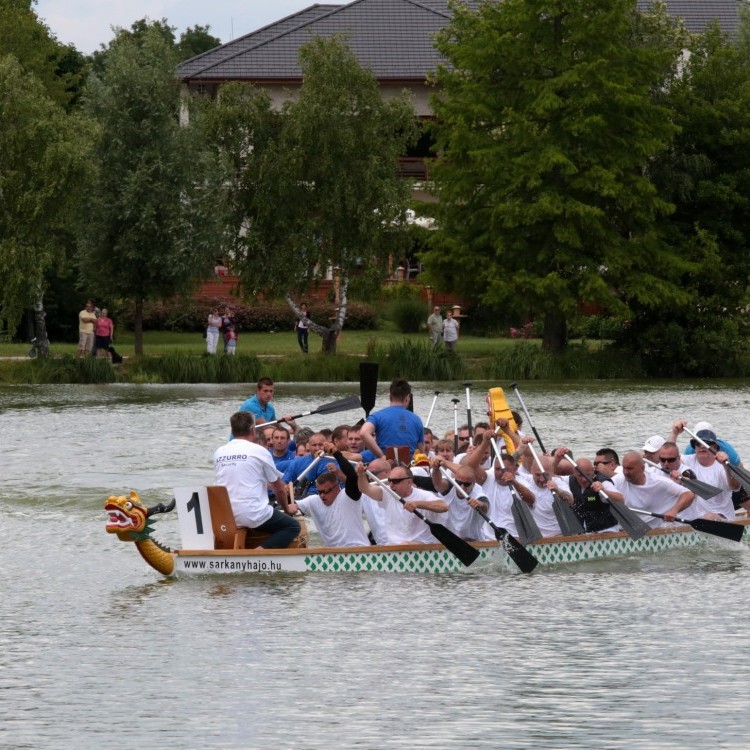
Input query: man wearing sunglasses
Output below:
<box><xmin>429</xmin><ymin>463</ymin><xmax>488</xmax><ymax>540</ymax></box>
<box><xmin>356</xmin><ymin>463</ymin><xmax>448</xmax><ymax>545</ymax></box>
<box><xmin>287</xmin><ymin>472</ymin><xmax>370</xmax><ymax>548</ymax></box>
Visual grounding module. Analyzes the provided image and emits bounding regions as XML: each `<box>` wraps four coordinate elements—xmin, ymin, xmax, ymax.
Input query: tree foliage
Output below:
<box><xmin>205</xmin><ymin>35</ymin><xmax>416</xmax><ymax>352</ymax></box>
<box><xmin>0</xmin><ymin>55</ymin><xmax>93</xmax><ymax>352</ymax></box>
<box><xmin>78</xmin><ymin>24</ymin><xmax>228</xmax><ymax>354</ymax></box>
<box><xmin>426</xmin><ymin>0</ymin><xmax>686</xmax><ymax>350</ymax></box>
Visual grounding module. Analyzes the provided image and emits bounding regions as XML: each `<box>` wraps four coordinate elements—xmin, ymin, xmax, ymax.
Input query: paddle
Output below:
<box><xmin>441</xmin><ymin>470</ymin><xmax>538</xmax><ymax>573</ymax></box>
<box><xmin>488</xmin><ymin>436</ymin><xmax>542</xmax><ymax>543</ymax></box>
<box><xmin>683</xmin><ymin>426</ymin><xmax>750</xmax><ymax>493</ymax></box>
<box><xmin>424</xmin><ymin>391</ymin><xmax>440</xmax><ymax>428</ymax></box>
<box><xmin>628</xmin><ymin>507</ymin><xmax>745</xmax><ymax>543</ymax></box>
<box><xmin>463</xmin><ymin>381</ymin><xmax>474</xmax><ymax>446</ymax></box>
<box><xmin>359</xmin><ymin>362</ymin><xmax>379</xmax><ymax>417</ymax></box>
<box><xmin>451</xmin><ymin>398</ymin><xmax>460</xmax><ymax>453</ymax></box>
<box><xmin>510</xmin><ymin>383</ymin><xmax>546</xmax><ymax>453</ymax></box>
<box><xmin>366</xmin><ymin>470</ymin><xmax>480</xmax><ymax>567</ymax></box>
<box><xmin>643</xmin><ymin>457</ymin><xmax>722</xmax><ymax>501</ymax></box>
<box><xmin>565</xmin><ymin>452</ymin><xmax>650</xmax><ymax>540</ymax></box>
<box><xmin>262</xmin><ymin>395</ymin><xmax>362</xmax><ymax>427</ymax></box>
<box><xmin>527</xmin><ymin>442</ymin><xmax>585</xmax><ymax>535</ymax></box>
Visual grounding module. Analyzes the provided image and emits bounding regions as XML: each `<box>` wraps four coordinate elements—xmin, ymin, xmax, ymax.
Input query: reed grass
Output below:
<box><xmin>128</xmin><ymin>353</ymin><xmax>262</xmax><ymax>384</ymax></box>
<box><xmin>367</xmin><ymin>340</ymin><xmax>467</xmax><ymax>381</ymax></box>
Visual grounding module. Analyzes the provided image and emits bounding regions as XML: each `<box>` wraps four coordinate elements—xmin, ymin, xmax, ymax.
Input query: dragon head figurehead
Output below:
<box><xmin>105</xmin><ymin>491</ymin><xmax>176</xmax><ymax>575</ymax></box>
<box><xmin>105</xmin><ymin>491</ymin><xmax>175</xmax><ymax>542</ymax></box>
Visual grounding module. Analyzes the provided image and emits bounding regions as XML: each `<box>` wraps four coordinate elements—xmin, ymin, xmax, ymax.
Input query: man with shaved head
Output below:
<box><xmin>566</xmin><ymin>456</ymin><xmax>623</xmax><ymax>532</ymax></box>
<box><xmin>518</xmin><ymin>454</ymin><xmax>574</xmax><ymax>537</ymax></box>
<box><xmin>611</xmin><ymin>451</ymin><xmax>695</xmax><ymax>527</ymax></box>
<box><xmin>430</xmin><ymin>462</ymin><xmax>487</xmax><ymax>540</ymax></box>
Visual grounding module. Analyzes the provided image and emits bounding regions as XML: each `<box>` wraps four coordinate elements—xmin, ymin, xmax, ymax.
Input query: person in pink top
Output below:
<box><xmin>94</xmin><ymin>308</ymin><xmax>115</xmax><ymax>360</ymax></box>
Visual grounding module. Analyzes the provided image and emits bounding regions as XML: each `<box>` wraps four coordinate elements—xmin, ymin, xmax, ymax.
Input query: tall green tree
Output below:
<box><xmin>177</xmin><ymin>25</ymin><xmax>222</xmax><ymax>60</ymax></box>
<box><xmin>206</xmin><ymin>35</ymin><xmax>416</xmax><ymax>353</ymax></box>
<box><xmin>427</xmin><ymin>0</ymin><xmax>685</xmax><ymax>350</ymax></box>
<box><xmin>0</xmin><ymin>55</ymin><xmax>93</xmax><ymax>354</ymax></box>
<box><xmin>78</xmin><ymin>24</ymin><xmax>228</xmax><ymax>355</ymax></box>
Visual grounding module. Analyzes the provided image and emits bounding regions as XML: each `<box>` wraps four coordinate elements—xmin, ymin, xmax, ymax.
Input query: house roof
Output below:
<box><xmin>178</xmin><ymin>0</ymin><xmax>741</xmax><ymax>83</ymax></box>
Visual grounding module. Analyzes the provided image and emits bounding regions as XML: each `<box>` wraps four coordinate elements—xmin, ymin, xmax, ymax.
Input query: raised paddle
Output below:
<box><xmin>628</xmin><ymin>508</ymin><xmax>745</xmax><ymax>543</ymax></box>
<box><xmin>463</xmin><ymin>381</ymin><xmax>474</xmax><ymax>446</ymax></box>
<box><xmin>527</xmin><ymin>442</ymin><xmax>585</xmax><ymax>535</ymax></box>
<box><xmin>509</xmin><ymin>383</ymin><xmax>546</xmax><ymax>454</ymax></box>
<box><xmin>565</xmin><ymin>452</ymin><xmax>650</xmax><ymax>540</ymax></box>
<box><xmin>441</xmin><ymin>470</ymin><xmax>538</xmax><ymax>573</ymax></box>
<box><xmin>451</xmin><ymin>398</ymin><xmax>460</xmax><ymax>453</ymax></box>
<box><xmin>262</xmin><ymin>395</ymin><xmax>362</xmax><ymax>427</ymax></box>
<box><xmin>643</xmin><ymin>457</ymin><xmax>722</xmax><ymax>501</ymax></box>
<box><xmin>366</xmin><ymin>470</ymin><xmax>480</xmax><ymax>567</ymax></box>
<box><xmin>682</xmin><ymin>426</ymin><xmax>750</xmax><ymax>493</ymax></box>
<box><xmin>424</xmin><ymin>391</ymin><xmax>440</xmax><ymax>428</ymax></box>
<box><xmin>359</xmin><ymin>362</ymin><xmax>379</xmax><ymax>417</ymax></box>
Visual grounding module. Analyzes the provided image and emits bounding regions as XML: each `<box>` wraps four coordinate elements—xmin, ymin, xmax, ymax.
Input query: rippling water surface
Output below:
<box><xmin>2</xmin><ymin>380</ymin><xmax>750</xmax><ymax>748</ymax></box>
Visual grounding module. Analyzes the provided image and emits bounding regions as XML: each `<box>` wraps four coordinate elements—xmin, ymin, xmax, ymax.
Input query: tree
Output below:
<box><xmin>206</xmin><ymin>35</ymin><xmax>416</xmax><ymax>353</ymax></box>
<box><xmin>0</xmin><ymin>55</ymin><xmax>93</xmax><ymax>355</ymax></box>
<box><xmin>177</xmin><ymin>25</ymin><xmax>222</xmax><ymax>61</ymax></box>
<box><xmin>426</xmin><ymin>0</ymin><xmax>685</xmax><ymax>350</ymax></box>
<box><xmin>78</xmin><ymin>24</ymin><xmax>228</xmax><ymax>355</ymax></box>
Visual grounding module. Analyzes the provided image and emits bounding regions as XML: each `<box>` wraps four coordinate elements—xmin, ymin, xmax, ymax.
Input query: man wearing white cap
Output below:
<box><xmin>641</xmin><ymin>435</ymin><xmax>666</xmax><ymax>473</ymax></box>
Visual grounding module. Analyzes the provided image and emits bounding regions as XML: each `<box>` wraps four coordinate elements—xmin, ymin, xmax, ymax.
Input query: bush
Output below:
<box><xmin>387</xmin><ymin>297</ymin><xmax>427</xmax><ymax>333</ymax></box>
<box><xmin>366</xmin><ymin>339</ymin><xmax>466</xmax><ymax>380</ymax></box>
<box><xmin>118</xmin><ymin>299</ymin><xmax>379</xmax><ymax>333</ymax></box>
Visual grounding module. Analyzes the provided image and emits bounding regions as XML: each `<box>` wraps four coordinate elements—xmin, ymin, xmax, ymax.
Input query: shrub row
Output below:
<box><xmin>118</xmin><ymin>298</ymin><xmax>379</xmax><ymax>333</ymax></box>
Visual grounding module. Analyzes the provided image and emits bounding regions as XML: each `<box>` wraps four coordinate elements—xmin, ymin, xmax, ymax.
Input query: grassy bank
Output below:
<box><xmin>0</xmin><ymin>331</ymin><xmax>635</xmax><ymax>384</ymax></box>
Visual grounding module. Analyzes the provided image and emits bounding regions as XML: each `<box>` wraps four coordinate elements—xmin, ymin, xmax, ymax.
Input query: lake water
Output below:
<box><xmin>2</xmin><ymin>380</ymin><xmax>750</xmax><ymax>748</ymax></box>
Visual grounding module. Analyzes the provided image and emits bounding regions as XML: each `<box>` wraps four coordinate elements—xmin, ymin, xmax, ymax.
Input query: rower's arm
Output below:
<box><xmin>357</xmin><ymin>463</ymin><xmax>383</xmax><ymax>501</ymax></box>
<box><xmin>359</xmin><ymin>422</ymin><xmax>384</xmax><ymax>459</ymax></box>
<box><xmin>270</xmin><ymin>478</ymin><xmax>291</xmax><ymax>512</ymax></box>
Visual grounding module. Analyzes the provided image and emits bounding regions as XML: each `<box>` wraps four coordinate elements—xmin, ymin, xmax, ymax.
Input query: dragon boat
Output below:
<box><xmin>104</xmin><ymin>486</ymin><xmax>750</xmax><ymax>577</ymax></box>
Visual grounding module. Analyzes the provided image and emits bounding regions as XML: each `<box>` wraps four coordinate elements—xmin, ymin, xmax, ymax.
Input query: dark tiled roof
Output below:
<box><xmin>179</xmin><ymin>0</ymin><xmax>741</xmax><ymax>82</ymax></box>
<box><xmin>636</xmin><ymin>0</ymin><xmax>739</xmax><ymax>34</ymax></box>
<box><xmin>178</xmin><ymin>0</ymin><xmax>455</xmax><ymax>81</ymax></box>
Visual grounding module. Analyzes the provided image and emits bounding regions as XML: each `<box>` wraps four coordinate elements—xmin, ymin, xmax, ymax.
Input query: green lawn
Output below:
<box><xmin>0</xmin><ymin>328</ymin><xmax>532</xmax><ymax>359</ymax></box>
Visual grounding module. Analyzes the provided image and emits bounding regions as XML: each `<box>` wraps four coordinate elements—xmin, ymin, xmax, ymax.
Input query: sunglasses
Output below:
<box><xmin>388</xmin><ymin>477</ymin><xmax>411</xmax><ymax>484</ymax></box>
<box><xmin>455</xmin><ymin>480</ymin><xmax>473</xmax><ymax>488</ymax></box>
<box><xmin>660</xmin><ymin>456</ymin><xmax>680</xmax><ymax>463</ymax></box>
<box><xmin>318</xmin><ymin>486</ymin><xmax>338</xmax><ymax>495</ymax></box>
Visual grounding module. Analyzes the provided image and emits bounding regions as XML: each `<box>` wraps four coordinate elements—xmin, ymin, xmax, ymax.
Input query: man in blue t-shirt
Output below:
<box><xmin>360</xmin><ymin>379</ymin><xmax>424</xmax><ymax>460</ymax></box>
<box><xmin>239</xmin><ymin>376</ymin><xmax>297</xmax><ymax>429</ymax></box>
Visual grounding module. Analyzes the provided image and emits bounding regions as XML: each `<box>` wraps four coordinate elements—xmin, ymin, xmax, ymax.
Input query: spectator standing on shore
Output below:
<box><xmin>427</xmin><ymin>305</ymin><xmax>443</xmax><ymax>347</ymax></box>
<box><xmin>94</xmin><ymin>308</ymin><xmax>115</xmax><ymax>360</ymax></box>
<box><xmin>206</xmin><ymin>308</ymin><xmax>222</xmax><ymax>354</ymax></box>
<box><xmin>77</xmin><ymin>299</ymin><xmax>97</xmax><ymax>358</ymax></box>
<box><xmin>442</xmin><ymin>309</ymin><xmax>459</xmax><ymax>351</ymax></box>
<box><xmin>295</xmin><ymin>303</ymin><xmax>310</xmax><ymax>354</ymax></box>
<box><xmin>221</xmin><ymin>308</ymin><xmax>235</xmax><ymax>354</ymax></box>
<box><xmin>225</xmin><ymin>324</ymin><xmax>238</xmax><ymax>355</ymax></box>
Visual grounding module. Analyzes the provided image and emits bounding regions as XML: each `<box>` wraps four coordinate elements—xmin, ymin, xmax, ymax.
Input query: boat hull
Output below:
<box><xmin>170</xmin><ymin>521</ymin><xmax>750</xmax><ymax>576</ymax></box>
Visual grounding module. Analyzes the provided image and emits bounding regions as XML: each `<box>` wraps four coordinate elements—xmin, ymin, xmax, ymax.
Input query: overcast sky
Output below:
<box><xmin>35</xmin><ymin>1</ymin><xmax>336</xmax><ymax>55</ymax></box>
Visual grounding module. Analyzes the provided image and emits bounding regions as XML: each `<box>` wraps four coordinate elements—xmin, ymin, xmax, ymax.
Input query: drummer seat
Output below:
<box><xmin>386</xmin><ymin>446</ymin><xmax>411</xmax><ymax>465</ymax></box>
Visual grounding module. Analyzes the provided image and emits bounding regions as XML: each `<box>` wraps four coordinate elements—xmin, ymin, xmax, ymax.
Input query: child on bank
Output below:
<box><xmin>225</xmin><ymin>324</ymin><xmax>238</xmax><ymax>355</ymax></box>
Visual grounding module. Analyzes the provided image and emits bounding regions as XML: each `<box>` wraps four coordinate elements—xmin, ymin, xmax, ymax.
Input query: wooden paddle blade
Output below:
<box><xmin>552</xmin><ymin>495</ymin><xmax>585</xmax><ymax>535</ymax></box>
<box><xmin>315</xmin><ymin>395</ymin><xmax>362</xmax><ymax>415</ymax></box>
<box><xmin>359</xmin><ymin>362</ymin><xmax>379</xmax><ymax>417</ymax></box>
<box><xmin>425</xmin><ymin>520</ymin><xmax>480</xmax><ymax>567</ymax></box>
<box><xmin>606</xmin><ymin>501</ymin><xmax>651</xmax><ymax>541</ymax></box>
<box><xmin>689</xmin><ymin>517</ymin><xmax>746</xmax><ymax>543</ymax></box>
<box><xmin>680</xmin><ymin>476</ymin><xmax>722</xmax><ymax>500</ymax></box>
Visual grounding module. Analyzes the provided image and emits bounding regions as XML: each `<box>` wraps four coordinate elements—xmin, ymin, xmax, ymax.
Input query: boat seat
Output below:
<box><xmin>207</xmin><ymin>486</ymin><xmax>248</xmax><ymax>549</ymax></box>
<box><xmin>207</xmin><ymin>486</ymin><xmax>309</xmax><ymax>550</ymax></box>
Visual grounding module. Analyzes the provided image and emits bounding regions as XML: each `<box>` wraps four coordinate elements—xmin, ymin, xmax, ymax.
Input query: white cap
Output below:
<box><xmin>694</xmin><ymin>421</ymin><xmax>713</xmax><ymax>433</ymax></box>
<box><xmin>642</xmin><ymin>435</ymin><xmax>666</xmax><ymax>453</ymax></box>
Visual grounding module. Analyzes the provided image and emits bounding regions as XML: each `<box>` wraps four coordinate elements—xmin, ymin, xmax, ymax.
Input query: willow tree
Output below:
<box><xmin>426</xmin><ymin>0</ymin><xmax>686</xmax><ymax>350</ymax></box>
<box><xmin>78</xmin><ymin>24</ymin><xmax>227</xmax><ymax>354</ymax></box>
<box><xmin>0</xmin><ymin>55</ymin><xmax>92</xmax><ymax>355</ymax></box>
<box><xmin>207</xmin><ymin>35</ymin><xmax>416</xmax><ymax>353</ymax></box>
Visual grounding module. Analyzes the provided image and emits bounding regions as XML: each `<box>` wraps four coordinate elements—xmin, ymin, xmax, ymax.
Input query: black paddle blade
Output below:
<box><xmin>359</xmin><ymin>362</ymin><xmax>378</xmax><ymax>417</ymax></box>
<box><xmin>728</xmin><ymin>463</ymin><xmax>750</xmax><ymax>493</ymax></box>
<box><xmin>552</xmin><ymin>495</ymin><xmax>585</xmax><ymax>535</ymax></box>
<box><xmin>511</xmin><ymin>497</ymin><xmax>543</xmax><ymax>544</ymax></box>
<box><xmin>425</xmin><ymin>519</ymin><xmax>480</xmax><ymax>567</ymax></box>
<box><xmin>680</xmin><ymin>476</ymin><xmax>722</xmax><ymax>500</ymax></box>
<box><xmin>495</xmin><ymin>528</ymin><xmax>539</xmax><ymax>573</ymax></box>
<box><xmin>606</xmin><ymin>501</ymin><xmax>651</xmax><ymax>541</ymax></box>
<box><xmin>315</xmin><ymin>395</ymin><xmax>362</xmax><ymax>415</ymax></box>
<box><xmin>689</xmin><ymin>517</ymin><xmax>746</xmax><ymax>543</ymax></box>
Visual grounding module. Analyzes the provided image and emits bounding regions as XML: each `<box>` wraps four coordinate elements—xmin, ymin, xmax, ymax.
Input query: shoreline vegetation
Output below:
<box><xmin>0</xmin><ymin>329</ymin><xmax>648</xmax><ymax>384</ymax></box>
